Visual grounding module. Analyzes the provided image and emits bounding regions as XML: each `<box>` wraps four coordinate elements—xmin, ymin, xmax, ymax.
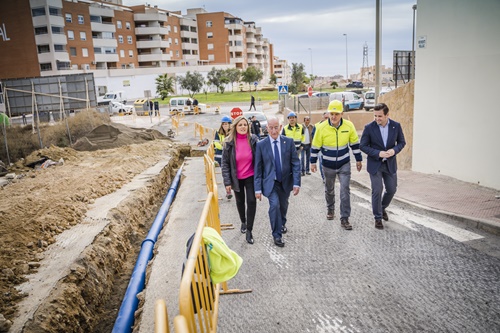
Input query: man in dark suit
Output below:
<box><xmin>255</xmin><ymin>117</ymin><xmax>301</xmax><ymax>247</ymax></box>
<box><xmin>360</xmin><ymin>103</ymin><xmax>406</xmax><ymax>229</ymax></box>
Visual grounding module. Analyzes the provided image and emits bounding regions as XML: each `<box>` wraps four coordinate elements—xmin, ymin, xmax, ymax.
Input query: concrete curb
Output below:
<box><xmin>350</xmin><ymin>178</ymin><xmax>500</xmax><ymax>237</ymax></box>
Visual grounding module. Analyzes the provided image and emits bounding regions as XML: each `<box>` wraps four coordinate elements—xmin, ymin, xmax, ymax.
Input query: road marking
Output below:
<box><xmin>357</xmin><ymin>202</ymin><xmax>418</xmax><ymax>231</ymax></box>
<box><xmin>352</xmin><ymin>190</ymin><xmax>484</xmax><ymax>242</ymax></box>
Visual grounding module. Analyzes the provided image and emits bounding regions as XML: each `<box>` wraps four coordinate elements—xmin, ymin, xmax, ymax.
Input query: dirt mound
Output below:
<box><xmin>0</xmin><ymin>139</ymin><xmax>190</xmax><ymax>332</ymax></box>
<box><xmin>72</xmin><ymin>123</ymin><xmax>168</xmax><ymax>151</ymax></box>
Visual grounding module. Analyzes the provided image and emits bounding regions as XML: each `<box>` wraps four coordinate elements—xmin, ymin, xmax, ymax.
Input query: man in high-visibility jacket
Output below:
<box><xmin>282</xmin><ymin>111</ymin><xmax>304</xmax><ymax>164</ymax></box>
<box><xmin>310</xmin><ymin>100</ymin><xmax>362</xmax><ymax>230</ymax></box>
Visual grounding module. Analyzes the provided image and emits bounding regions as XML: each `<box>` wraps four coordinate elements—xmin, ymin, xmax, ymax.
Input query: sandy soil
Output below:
<box><xmin>0</xmin><ymin>123</ymin><xmax>190</xmax><ymax>332</ymax></box>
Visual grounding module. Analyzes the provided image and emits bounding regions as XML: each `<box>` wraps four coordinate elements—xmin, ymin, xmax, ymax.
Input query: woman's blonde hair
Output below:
<box><xmin>225</xmin><ymin>115</ymin><xmax>252</xmax><ymax>145</ymax></box>
<box><xmin>217</xmin><ymin>121</ymin><xmax>231</xmax><ymax>137</ymax></box>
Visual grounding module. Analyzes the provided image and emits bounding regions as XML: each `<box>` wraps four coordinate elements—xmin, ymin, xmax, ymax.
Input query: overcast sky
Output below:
<box><xmin>121</xmin><ymin>0</ymin><xmax>418</xmax><ymax>78</ymax></box>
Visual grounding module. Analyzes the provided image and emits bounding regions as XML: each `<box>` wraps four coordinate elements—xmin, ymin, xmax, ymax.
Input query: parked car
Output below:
<box><xmin>110</xmin><ymin>101</ymin><xmax>134</xmax><ymax>115</ymax></box>
<box><xmin>312</xmin><ymin>92</ymin><xmax>330</xmax><ymax>98</ymax></box>
<box><xmin>379</xmin><ymin>87</ymin><xmax>393</xmax><ymax>96</ymax></box>
<box><xmin>364</xmin><ymin>91</ymin><xmax>376</xmax><ymax>111</ymax></box>
<box><xmin>244</xmin><ymin>111</ymin><xmax>268</xmax><ymax>137</ymax></box>
<box><xmin>346</xmin><ymin>81</ymin><xmax>364</xmax><ymax>88</ymax></box>
<box><xmin>329</xmin><ymin>92</ymin><xmax>364</xmax><ymax>111</ymax></box>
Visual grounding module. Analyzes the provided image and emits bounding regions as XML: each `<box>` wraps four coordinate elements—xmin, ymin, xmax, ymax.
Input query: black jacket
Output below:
<box><xmin>221</xmin><ymin>134</ymin><xmax>259</xmax><ymax>192</ymax></box>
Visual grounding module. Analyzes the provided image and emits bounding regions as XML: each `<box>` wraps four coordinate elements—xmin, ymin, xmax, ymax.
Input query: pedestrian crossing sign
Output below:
<box><xmin>278</xmin><ymin>85</ymin><xmax>288</xmax><ymax>95</ymax></box>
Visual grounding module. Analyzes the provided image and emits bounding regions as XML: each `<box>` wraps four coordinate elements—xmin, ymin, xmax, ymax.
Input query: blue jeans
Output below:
<box><xmin>300</xmin><ymin>144</ymin><xmax>311</xmax><ymax>172</ymax></box>
<box><xmin>323</xmin><ymin>163</ymin><xmax>351</xmax><ymax>218</ymax></box>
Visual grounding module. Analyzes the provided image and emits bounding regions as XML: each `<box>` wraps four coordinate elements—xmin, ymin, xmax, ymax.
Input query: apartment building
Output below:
<box><xmin>0</xmin><ymin>0</ymin><xmax>275</xmax><ymax>98</ymax></box>
<box><xmin>273</xmin><ymin>56</ymin><xmax>291</xmax><ymax>84</ymax></box>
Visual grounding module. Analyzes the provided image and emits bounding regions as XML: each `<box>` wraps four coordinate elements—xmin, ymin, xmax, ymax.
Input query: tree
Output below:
<box><xmin>241</xmin><ymin>66</ymin><xmax>263</xmax><ymax>91</ymax></box>
<box><xmin>176</xmin><ymin>71</ymin><xmax>204</xmax><ymax>98</ymax></box>
<box><xmin>225</xmin><ymin>68</ymin><xmax>241</xmax><ymax>92</ymax></box>
<box><xmin>269</xmin><ymin>74</ymin><xmax>277</xmax><ymax>85</ymax></box>
<box><xmin>155</xmin><ymin>74</ymin><xmax>175</xmax><ymax>100</ymax></box>
<box><xmin>207</xmin><ymin>67</ymin><xmax>230</xmax><ymax>94</ymax></box>
<box><xmin>330</xmin><ymin>81</ymin><xmax>339</xmax><ymax>89</ymax></box>
<box><xmin>289</xmin><ymin>63</ymin><xmax>307</xmax><ymax>94</ymax></box>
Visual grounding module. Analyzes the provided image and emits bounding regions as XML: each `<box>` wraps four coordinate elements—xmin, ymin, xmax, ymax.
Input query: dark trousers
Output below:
<box><xmin>233</xmin><ymin>176</ymin><xmax>257</xmax><ymax>231</ymax></box>
<box><xmin>267</xmin><ymin>181</ymin><xmax>290</xmax><ymax>239</ymax></box>
<box><xmin>369</xmin><ymin>162</ymin><xmax>397</xmax><ymax>220</ymax></box>
<box><xmin>300</xmin><ymin>144</ymin><xmax>311</xmax><ymax>172</ymax></box>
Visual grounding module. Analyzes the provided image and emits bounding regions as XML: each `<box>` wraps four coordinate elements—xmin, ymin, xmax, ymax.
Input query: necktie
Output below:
<box><xmin>274</xmin><ymin>140</ymin><xmax>282</xmax><ymax>182</ymax></box>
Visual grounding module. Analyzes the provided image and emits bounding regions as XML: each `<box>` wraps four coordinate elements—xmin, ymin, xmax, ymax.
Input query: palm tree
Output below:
<box><xmin>155</xmin><ymin>74</ymin><xmax>175</xmax><ymax>100</ymax></box>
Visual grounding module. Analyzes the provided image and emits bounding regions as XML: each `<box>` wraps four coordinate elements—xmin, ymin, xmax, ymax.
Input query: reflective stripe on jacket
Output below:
<box><xmin>282</xmin><ymin>124</ymin><xmax>304</xmax><ymax>150</ymax></box>
<box><xmin>310</xmin><ymin>118</ymin><xmax>362</xmax><ymax>169</ymax></box>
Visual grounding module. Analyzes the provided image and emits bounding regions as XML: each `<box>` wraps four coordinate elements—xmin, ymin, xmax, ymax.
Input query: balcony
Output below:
<box><xmin>91</xmin><ymin>22</ymin><xmax>116</xmax><ymax>33</ymax></box>
<box><xmin>246</xmin><ymin>47</ymin><xmax>257</xmax><ymax>54</ymax></box>
<box><xmin>89</xmin><ymin>5</ymin><xmax>115</xmax><ymax>18</ymax></box>
<box><xmin>136</xmin><ymin>40</ymin><xmax>170</xmax><ymax>49</ymax></box>
<box><xmin>93</xmin><ymin>38</ymin><xmax>118</xmax><ymax>48</ymax></box>
<box><xmin>246</xmin><ymin>37</ymin><xmax>256</xmax><ymax>44</ymax></box>
<box><xmin>138</xmin><ymin>53</ymin><xmax>171</xmax><ymax>62</ymax></box>
<box><xmin>95</xmin><ymin>53</ymin><xmax>119</xmax><ymax>62</ymax></box>
<box><xmin>135</xmin><ymin>26</ymin><xmax>169</xmax><ymax>35</ymax></box>
<box><xmin>134</xmin><ymin>12</ymin><xmax>168</xmax><ymax>23</ymax></box>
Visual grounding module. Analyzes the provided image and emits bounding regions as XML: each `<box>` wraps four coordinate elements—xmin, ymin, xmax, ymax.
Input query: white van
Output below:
<box><xmin>97</xmin><ymin>91</ymin><xmax>126</xmax><ymax>105</ymax></box>
<box><xmin>169</xmin><ymin>97</ymin><xmax>193</xmax><ymax>115</ymax></box>
<box><xmin>329</xmin><ymin>92</ymin><xmax>364</xmax><ymax>111</ymax></box>
<box><xmin>364</xmin><ymin>90</ymin><xmax>376</xmax><ymax>111</ymax></box>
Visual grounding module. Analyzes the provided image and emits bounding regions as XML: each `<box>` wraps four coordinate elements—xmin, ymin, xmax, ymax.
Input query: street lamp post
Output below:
<box><xmin>412</xmin><ymin>4</ymin><xmax>417</xmax><ymax>80</ymax></box>
<box><xmin>308</xmin><ymin>48</ymin><xmax>313</xmax><ymax>77</ymax></box>
<box><xmin>343</xmin><ymin>34</ymin><xmax>348</xmax><ymax>82</ymax></box>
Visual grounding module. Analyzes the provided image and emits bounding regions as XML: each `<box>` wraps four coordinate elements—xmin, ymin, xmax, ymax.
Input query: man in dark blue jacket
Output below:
<box><xmin>360</xmin><ymin>103</ymin><xmax>406</xmax><ymax>229</ymax></box>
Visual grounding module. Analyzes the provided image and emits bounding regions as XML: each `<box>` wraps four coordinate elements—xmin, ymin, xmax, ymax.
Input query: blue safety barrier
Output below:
<box><xmin>112</xmin><ymin>164</ymin><xmax>184</xmax><ymax>333</ymax></box>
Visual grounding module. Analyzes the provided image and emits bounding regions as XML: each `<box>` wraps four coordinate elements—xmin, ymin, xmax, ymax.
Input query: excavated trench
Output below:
<box><xmin>12</xmin><ymin>147</ymin><xmax>191</xmax><ymax>333</ymax></box>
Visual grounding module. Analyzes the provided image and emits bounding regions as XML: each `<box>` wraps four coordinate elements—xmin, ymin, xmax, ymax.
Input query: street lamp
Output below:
<box><xmin>343</xmin><ymin>34</ymin><xmax>348</xmax><ymax>82</ymax></box>
<box><xmin>308</xmin><ymin>48</ymin><xmax>313</xmax><ymax>77</ymax></box>
<box><xmin>412</xmin><ymin>4</ymin><xmax>417</xmax><ymax>79</ymax></box>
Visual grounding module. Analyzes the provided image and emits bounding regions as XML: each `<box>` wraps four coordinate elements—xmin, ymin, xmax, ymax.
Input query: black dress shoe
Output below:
<box><xmin>246</xmin><ymin>231</ymin><xmax>254</xmax><ymax>244</ymax></box>
<box><xmin>240</xmin><ymin>223</ymin><xmax>247</xmax><ymax>233</ymax></box>
<box><xmin>281</xmin><ymin>225</ymin><xmax>288</xmax><ymax>234</ymax></box>
<box><xmin>274</xmin><ymin>238</ymin><xmax>285</xmax><ymax>247</ymax></box>
<box><xmin>382</xmin><ymin>209</ymin><xmax>389</xmax><ymax>221</ymax></box>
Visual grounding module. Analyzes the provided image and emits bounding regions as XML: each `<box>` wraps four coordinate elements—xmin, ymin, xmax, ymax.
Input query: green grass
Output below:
<box><xmin>154</xmin><ymin>87</ymin><xmax>361</xmax><ymax>105</ymax></box>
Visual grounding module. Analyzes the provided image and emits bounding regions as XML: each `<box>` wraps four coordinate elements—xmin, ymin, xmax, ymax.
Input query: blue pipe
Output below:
<box><xmin>112</xmin><ymin>164</ymin><xmax>184</xmax><ymax>333</ymax></box>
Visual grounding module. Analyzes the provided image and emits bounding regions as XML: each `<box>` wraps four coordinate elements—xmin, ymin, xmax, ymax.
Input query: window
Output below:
<box><xmin>117</xmin><ymin>20</ymin><xmax>122</xmax><ymax>29</ymax></box>
<box><xmin>65</xmin><ymin>13</ymin><xmax>72</xmax><ymax>23</ymax></box>
<box><xmin>191</xmin><ymin>38</ymin><xmax>197</xmax><ymax>44</ymax></box>
<box><xmin>118</xmin><ymin>35</ymin><xmax>123</xmax><ymax>43</ymax></box>
<box><xmin>90</xmin><ymin>15</ymin><xmax>101</xmax><ymax>23</ymax></box>
<box><xmin>129</xmin><ymin>50</ymin><xmax>133</xmax><ymax>57</ymax></box>
<box><xmin>206</xmin><ymin>21</ymin><xmax>212</xmax><ymax>28</ymax></box>
<box><xmin>174</xmin><ymin>26</ymin><xmax>177</xmax><ymax>33</ymax></box>
<box><xmin>207</xmin><ymin>32</ymin><xmax>213</xmax><ymax>39</ymax></box>
<box><xmin>32</xmin><ymin>8</ymin><xmax>46</xmax><ymax>17</ymax></box>
<box><xmin>181</xmin><ymin>37</ymin><xmax>189</xmax><ymax>43</ymax></box>
<box><xmin>34</xmin><ymin>26</ymin><xmax>48</xmax><ymax>35</ymax></box>
<box><xmin>180</xmin><ymin>25</ymin><xmax>189</xmax><ymax>32</ymax></box>
<box><xmin>208</xmin><ymin>54</ymin><xmax>214</xmax><ymax>61</ymax></box>
<box><xmin>94</xmin><ymin>47</ymin><xmax>102</xmax><ymax>54</ymax></box>
<box><xmin>120</xmin><ymin>50</ymin><xmax>125</xmax><ymax>57</ymax></box>
<box><xmin>80</xmin><ymin>31</ymin><xmax>86</xmax><ymax>41</ymax></box>
<box><xmin>207</xmin><ymin>43</ymin><xmax>214</xmax><ymax>50</ymax></box>
<box><xmin>125</xmin><ymin>22</ymin><xmax>131</xmax><ymax>30</ymax></box>
<box><xmin>102</xmin><ymin>32</ymin><xmax>114</xmax><ymax>39</ymax></box>
<box><xmin>78</xmin><ymin>15</ymin><xmax>84</xmax><ymax>24</ymax></box>
<box><xmin>70</xmin><ymin>47</ymin><xmax>77</xmax><ymax>56</ymax></box>
<box><xmin>182</xmin><ymin>50</ymin><xmax>190</xmax><ymax>55</ymax></box>
<box><xmin>40</xmin><ymin>63</ymin><xmax>52</xmax><ymax>71</ymax></box>
<box><xmin>82</xmin><ymin>48</ymin><xmax>88</xmax><ymax>57</ymax></box>
<box><xmin>37</xmin><ymin>45</ymin><xmax>50</xmax><ymax>53</ymax></box>
<box><xmin>51</xmin><ymin>26</ymin><xmax>64</xmax><ymax>34</ymax></box>
<box><xmin>103</xmin><ymin>47</ymin><xmax>116</xmax><ymax>54</ymax></box>
<box><xmin>127</xmin><ymin>36</ymin><xmax>132</xmax><ymax>44</ymax></box>
<box><xmin>190</xmin><ymin>26</ymin><xmax>197</xmax><ymax>32</ymax></box>
<box><xmin>174</xmin><ymin>38</ymin><xmax>178</xmax><ymax>45</ymax></box>
<box><xmin>54</xmin><ymin>44</ymin><xmax>65</xmax><ymax>52</ymax></box>
<box><xmin>176</xmin><ymin>51</ymin><xmax>179</xmax><ymax>57</ymax></box>
<box><xmin>192</xmin><ymin>49</ymin><xmax>198</xmax><ymax>55</ymax></box>
<box><xmin>49</xmin><ymin>7</ymin><xmax>61</xmax><ymax>16</ymax></box>
<box><xmin>57</xmin><ymin>61</ymin><xmax>71</xmax><ymax>70</ymax></box>
<box><xmin>68</xmin><ymin>30</ymin><xmax>74</xmax><ymax>40</ymax></box>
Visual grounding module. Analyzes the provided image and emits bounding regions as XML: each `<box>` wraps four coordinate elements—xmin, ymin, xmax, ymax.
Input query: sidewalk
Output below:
<box><xmin>350</xmin><ymin>162</ymin><xmax>500</xmax><ymax>236</ymax></box>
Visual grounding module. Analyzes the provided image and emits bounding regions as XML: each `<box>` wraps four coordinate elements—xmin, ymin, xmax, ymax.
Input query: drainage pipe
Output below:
<box><xmin>112</xmin><ymin>164</ymin><xmax>184</xmax><ymax>333</ymax></box>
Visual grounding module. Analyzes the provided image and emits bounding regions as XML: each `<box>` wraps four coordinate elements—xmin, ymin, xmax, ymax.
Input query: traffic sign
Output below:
<box><xmin>230</xmin><ymin>107</ymin><xmax>243</xmax><ymax>119</ymax></box>
<box><xmin>278</xmin><ymin>85</ymin><xmax>288</xmax><ymax>95</ymax></box>
<box><xmin>307</xmin><ymin>86</ymin><xmax>313</xmax><ymax>97</ymax></box>
<box><xmin>254</xmin><ymin>81</ymin><xmax>258</xmax><ymax>86</ymax></box>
